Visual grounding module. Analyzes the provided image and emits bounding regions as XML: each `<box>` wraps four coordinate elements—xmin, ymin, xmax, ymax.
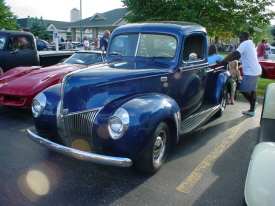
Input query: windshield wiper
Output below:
<box><xmin>109</xmin><ymin>52</ymin><xmax>123</xmax><ymax>57</ymax></box>
<box><xmin>148</xmin><ymin>56</ymin><xmax>172</xmax><ymax>60</ymax></box>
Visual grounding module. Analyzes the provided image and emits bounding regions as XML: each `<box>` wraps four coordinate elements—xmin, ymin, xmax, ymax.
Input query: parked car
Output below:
<box><xmin>267</xmin><ymin>46</ymin><xmax>275</xmax><ymax>59</ymax></box>
<box><xmin>26</xmin><ymin>22</ymin><xmax>229</xmax><ymax>173</ymax></box>
<box><xmin>51</xmin><ymin>41</ymin><xmax>82</xmax><ymax>50</ymax></box>
<box><xmin>0</xmin><ymin>51</ymin><xmax>105</xmax><ymax>107</ymax></box>
<box><xmin>244</xmin><ymin>83</ymin><xmax>275</xmax><ymax>206</ymax></box>
<box><xmin>239</xmin><ymin>59</ymin><xmax>275</xmax><ymax>79</ymax></box>
<box><xmin>36</xmin><ymin>39</ymin><xmax>51</xmax><ymax>51</ymax></box>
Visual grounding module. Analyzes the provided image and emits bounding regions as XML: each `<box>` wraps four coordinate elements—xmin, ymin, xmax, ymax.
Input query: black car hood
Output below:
<box><xmin>62</xmin><ymin>61</ymin><xmax>174</xmax><ymax>113</ymax></box>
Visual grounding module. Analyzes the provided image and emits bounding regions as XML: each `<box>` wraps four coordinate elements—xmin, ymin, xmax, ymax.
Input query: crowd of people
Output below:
<box><xmin>40</xmin><ymin>30</ymin><xmax>111</xmax><ymax>51</ymax></box>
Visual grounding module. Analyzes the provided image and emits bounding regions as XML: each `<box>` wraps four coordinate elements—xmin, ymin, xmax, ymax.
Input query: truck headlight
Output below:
<box><xmin>32</xmin><ymin>93</ymin><xmax>46</xmax><ymax>117</ymax></box>
<box><xmin>108</xmin><ymin>108</ymin><xmax>129</xmax><ymax>139</ymax></box>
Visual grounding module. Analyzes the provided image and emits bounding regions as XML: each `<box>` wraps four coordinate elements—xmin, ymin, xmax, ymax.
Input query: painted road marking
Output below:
<box><xmin>20</xmin><ymin>127</ymin><xmax>35</xmax><ymax>133</ymax></box>
<box><xmin>176</xmin><ymin>118</ymin><xmax>250</xmax><ymax>193</ymax></box>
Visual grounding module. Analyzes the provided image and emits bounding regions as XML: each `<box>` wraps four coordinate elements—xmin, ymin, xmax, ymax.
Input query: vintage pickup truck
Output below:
<box><xmin>27</xmin><ymin>22</ymin><xmax>229</xmax><ymax>173</ymax></box>
<box><xmin>0</xmin><ymin>30</ymin><xmax>74</xmax><ymax>74</ymax></box>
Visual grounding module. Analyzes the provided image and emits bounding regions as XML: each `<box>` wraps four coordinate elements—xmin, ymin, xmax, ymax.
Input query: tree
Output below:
<box><xmin>122</xmin><ymin>0</ymin><xmax>275</xmax><ymax>38</ymax></box>
<box><xmin>0</xmin><ymin>0</ymin><xmax>19</xmax><ymax>30</ymax></box>
<box><xmin>271</xmin><ymin>25</ymin><xmax>275</xmax><ymax>40</ymax></box>
<box><xmin>29</xmin><ymin>17</ymin><xmax>51</xmax><ymax>40</ymax></box>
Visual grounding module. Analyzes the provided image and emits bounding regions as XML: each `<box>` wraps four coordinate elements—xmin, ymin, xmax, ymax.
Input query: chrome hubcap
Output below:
<box><xmin>153</xmin><ymin>130</ymin><xmax>166</xmax><ymax>164</ymax></box>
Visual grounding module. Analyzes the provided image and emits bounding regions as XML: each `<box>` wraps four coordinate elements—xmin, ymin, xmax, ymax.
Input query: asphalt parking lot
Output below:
<box><xmin>0</xmin><ymin>94</ymin><xmax>263</xmax><ymax>205</ymax></box>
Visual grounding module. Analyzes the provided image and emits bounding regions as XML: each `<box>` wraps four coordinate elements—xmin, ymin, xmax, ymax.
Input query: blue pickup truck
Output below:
<box><xmin>27</xmin><ymin>22</ymin><xmax>229</xmax><ymax>173</ymax></box>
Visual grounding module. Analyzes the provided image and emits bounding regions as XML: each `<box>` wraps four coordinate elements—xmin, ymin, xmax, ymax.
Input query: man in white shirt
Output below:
<box><xmin>217</xmin><ymin>32</ymin><xmax>261</xmax><ymax>116</ymax></box>
<box><xmin>264</xmin><ymin>39</ymin><xmax>271</xmax><ymax>59</ymax></box>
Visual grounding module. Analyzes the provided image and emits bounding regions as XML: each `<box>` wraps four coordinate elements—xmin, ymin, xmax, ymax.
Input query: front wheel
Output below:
<box><xmin>135</xmin><ymin>122</ymin><xmax>170</xmax><ymax>173</ymax></box>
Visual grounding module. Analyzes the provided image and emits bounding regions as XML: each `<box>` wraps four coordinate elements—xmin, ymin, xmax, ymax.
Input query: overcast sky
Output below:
<box><xmin>5</xmin><ymin>0</ymin><xmax>124</xmax><ymax>22</ymax></box>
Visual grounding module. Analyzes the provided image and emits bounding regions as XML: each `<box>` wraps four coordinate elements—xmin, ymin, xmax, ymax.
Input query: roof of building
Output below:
<box><xmin>63</xmin><ymin>8</ymin><xmax>128</xmax><ymax>29</ymax></box>
<box><xmin>17</xmin><ymin>18</ymin><xmax>70</xmax><ymax>30</ymax></box>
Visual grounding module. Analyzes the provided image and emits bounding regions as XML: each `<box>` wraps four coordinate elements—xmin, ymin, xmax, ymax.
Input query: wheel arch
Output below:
<box><xmin>93</xmin><ymin>92</ymin><xmax>181</xmax><ymax>161</ymax></box>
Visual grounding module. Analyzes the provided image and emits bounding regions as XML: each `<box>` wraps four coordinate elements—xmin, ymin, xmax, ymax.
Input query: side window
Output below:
<box><xmin>8</xmin><ymin>36</ymin><xmax>32</xmax><ymax>50</ymax></box>
<box><xmin>0</xmin><ymin>35</ymin><xmax>6</xmax><ymax>50</ymax></box>
<box><xmin>182</xmin><ymin>35</ymin><xmax>205</xmax><ymax>62</ymax></box>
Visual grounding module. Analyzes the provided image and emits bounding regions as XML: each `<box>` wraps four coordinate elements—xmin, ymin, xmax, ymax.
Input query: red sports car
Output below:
<box><xmin>239</xmin><ymin>59</ymin><xmax>275</xmax><ymax>79</ymax></box>
<box><xmin>0</xmin><ymin>51</ymin><xmax>105</xmax><ymax>107</ymax></box>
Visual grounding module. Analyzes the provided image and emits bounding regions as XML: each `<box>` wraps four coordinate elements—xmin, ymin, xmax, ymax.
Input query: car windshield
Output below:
<box><xmin>0</xmin><ymin>35</ymin><xmax>6</xmax><ymax>50</ymax></box>
<box><xmin>64</xmin><ymin>53</ymin><xmax>103</xmax><ymax>65</ymax></box>
<box><xmin>109</xmin><ymin>34</ymin><xmax>177</xmax><ymax>60</ymax></box>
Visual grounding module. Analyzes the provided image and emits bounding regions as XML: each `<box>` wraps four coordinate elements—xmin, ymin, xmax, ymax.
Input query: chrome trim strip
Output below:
<box><xmin>26</xmin><ymin>129</ymin><xmax>133</xmax><ymax>167</ymax></box>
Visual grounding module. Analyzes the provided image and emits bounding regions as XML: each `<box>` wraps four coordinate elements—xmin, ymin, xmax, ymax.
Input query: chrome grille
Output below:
<box><xmin>63</xmin><ymin>110</ymin><xmax>99</xmax><ymax>152</ymax></box>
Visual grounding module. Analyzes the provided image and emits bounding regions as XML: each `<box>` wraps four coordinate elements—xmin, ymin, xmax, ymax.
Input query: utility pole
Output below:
<box><xmin>80</xmin><ymin>0</ymin><xmax>83</xmax><ymax>42</ymax></box>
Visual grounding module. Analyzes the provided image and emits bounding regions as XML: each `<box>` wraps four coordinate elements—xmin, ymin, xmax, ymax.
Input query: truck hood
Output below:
<box><xmin>62</xmin><ymin>61</ymin><xmax>174</xmax><ymax>113</ymax></box>
<box><xmin>0</xmin><ymin>63</ymin><xmax>87</xmax><ymax>96</ymax></box>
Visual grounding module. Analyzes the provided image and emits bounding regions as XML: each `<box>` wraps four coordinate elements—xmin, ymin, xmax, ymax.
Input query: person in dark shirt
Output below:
<box><xmin>99</xmin><ymin>30</ymin><xmax>110</xmax><ymax>51</ymax></box>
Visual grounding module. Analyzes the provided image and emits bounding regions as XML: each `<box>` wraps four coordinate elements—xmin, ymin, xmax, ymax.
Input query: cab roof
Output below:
<box><xmin>111</xmin><ymin>21</ymin><xmax>206</xmax><ymax>37</ymax></box>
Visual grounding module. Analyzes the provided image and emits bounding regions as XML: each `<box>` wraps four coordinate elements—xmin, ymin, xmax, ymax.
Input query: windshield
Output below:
<box><xmin>109</xmin><ymin>34</ymin><xmax>177</xmax><ymax>60</ymax></box>
<box><xmin>64</xmin><ymin>53</ymin><xmax>103</xmax><ymax>65</ymax></box>
<box><xmin>0</xmin><ymin>35</ymin><xmax>6</xmax><ymax>50</ymax></box>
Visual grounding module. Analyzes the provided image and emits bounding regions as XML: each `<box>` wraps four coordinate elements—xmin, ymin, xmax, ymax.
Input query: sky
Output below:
<box><xmin>5</xmin><ymin>0</ymin><xmax>125</xmax><ymax>22</ymax></box>
<box><xmin>4</xmin><ymin>0</ymin><xmax>275</xmax><ymax>24</ymax></box>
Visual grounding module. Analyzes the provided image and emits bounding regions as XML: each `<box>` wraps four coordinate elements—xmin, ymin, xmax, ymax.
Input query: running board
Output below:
<box><xmin>180</xmin><ymin>104</ymin><xmax>220</xmax><ymax>135</ymax></box>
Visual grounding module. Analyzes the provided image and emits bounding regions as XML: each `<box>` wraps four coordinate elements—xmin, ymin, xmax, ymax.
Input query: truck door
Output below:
<box><xmin>4</xmin><ymin>35</ymin><xmax>39</xmax><ymax>72</ymax></box>
<box><xmin>176</xmin><ymin>33</ymin><xmax>208</xmax><ymax>118</ymax></box>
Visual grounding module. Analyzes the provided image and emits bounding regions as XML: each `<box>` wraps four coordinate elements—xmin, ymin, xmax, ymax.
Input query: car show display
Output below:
<box><xmin>26</xmin><ymin>22</ymin><xmax>229</xmax><ymax>173</ymax></box>
<box><xmin>0</xmin><ymin>51</ymin><xmax>105</xmax><ymax>107</ymax></box>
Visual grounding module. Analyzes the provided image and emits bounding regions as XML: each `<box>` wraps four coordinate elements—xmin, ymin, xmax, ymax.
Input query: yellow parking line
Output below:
<box><xmin>176</xmin><ymin>118</ymin><xmax>249</xmax><ymax>193</ymax></box>
<box><xmin>20</xmin><ymin>126</ymin><xmax>35</xmax><ymax>133</ymax></box>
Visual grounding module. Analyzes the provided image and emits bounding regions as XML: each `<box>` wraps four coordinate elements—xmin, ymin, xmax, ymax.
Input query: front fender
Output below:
<box><xmin>244</xmin><ymin>142</ymin><xmax>275</xmax><ymax>206</ymax></box>
<box><xmin>92</xmin><ymin>93</ymin><xmax>180</xmax><ymax>161</ymax></box>
<box><xmin>33</xmin><ymin>84</ymin><xmax>61</xmax><ymax>137</ymax></box>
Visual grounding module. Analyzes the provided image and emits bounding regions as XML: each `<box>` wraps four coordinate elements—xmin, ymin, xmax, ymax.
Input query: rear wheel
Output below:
<box><xmin>261</xmin><ymin>68</ymin><xmax>267</xmax><ymax>78</ymax></box>
<box><xmin>136</xmin><ymin>122</ymin><xmax>170</xmax><ymax>173</ymax></box>
<box><xmin>215</xmin><ymin>86</ymin><xmax>227</xmax><ymax>117</ymax></box>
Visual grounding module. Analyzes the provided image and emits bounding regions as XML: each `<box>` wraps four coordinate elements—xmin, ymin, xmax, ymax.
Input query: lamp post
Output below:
<box><xmin>80</xmin><ymin>0</ymin><xmax>83</xmax><ymax>42</ymax></box>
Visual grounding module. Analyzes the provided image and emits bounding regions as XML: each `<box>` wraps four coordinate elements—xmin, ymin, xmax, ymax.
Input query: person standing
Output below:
<box><xmin>100</xmin><ymin>30</ymin><xmax>110</xmax><ymax>51</ymax></box>
<box><xmin>83</xmin><ymin>38</ymin><xmax>90</xmax><ymax>50</ymax></box>
<box><xmin>217</xmin><ymin>32</ymin><xmax>261</xmax><ymax>116</ymax></box>
<box><xmin>68</xmin><ymin>40</ymin><xmax>73</xmax><ymax>50</ymax></box>
<box><xmin>265</xmin><ymin>39</ymin><xmax>271</xmax><ymax>59</ymax></box>
<box><xmin>257</xmin><ymin>39</ymin><xmax>266</xmax><ymax>60</ymax></box>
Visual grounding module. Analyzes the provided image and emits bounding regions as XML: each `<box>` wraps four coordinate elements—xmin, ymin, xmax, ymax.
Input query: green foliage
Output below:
<box><xmin>0</xmin><ymin>0</ymin><xmax>20</xmax><ymax>30</ymax></box>
<box><xmin>122</xmin><ymin>0</ymin><xmax>275</xmax><ymax>38</ymax></box>
<box><xmin>271</xmin><ymin>25</ymin><xmax>275</xmax><ymax>41</ymax></box>
<box><xmin>257</xmin><ymin>78</ymin><xmax>275</xmax><ymax>97</ymax></box>
<box><xmin>29</xmin><ymin>17</ymin><xmax>51</xmax><ymax>40</ymax></box>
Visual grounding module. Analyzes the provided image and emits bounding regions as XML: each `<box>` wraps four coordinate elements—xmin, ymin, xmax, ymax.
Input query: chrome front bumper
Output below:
<box><xmin>26</xmin><ymin>129</ymin><xmax>132</xmax><ymax>167</ymax></box>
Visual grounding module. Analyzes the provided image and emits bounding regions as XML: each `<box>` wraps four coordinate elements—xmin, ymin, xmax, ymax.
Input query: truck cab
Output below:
<box><xmin>27</xmin><ymin>22</ymin><xmax>229</xmax><ymax>173</ymax></box>
<box><xmin>0</xmin><ymin>30</ymin><xmax>39</xmax><ymax>74</ymax></box>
